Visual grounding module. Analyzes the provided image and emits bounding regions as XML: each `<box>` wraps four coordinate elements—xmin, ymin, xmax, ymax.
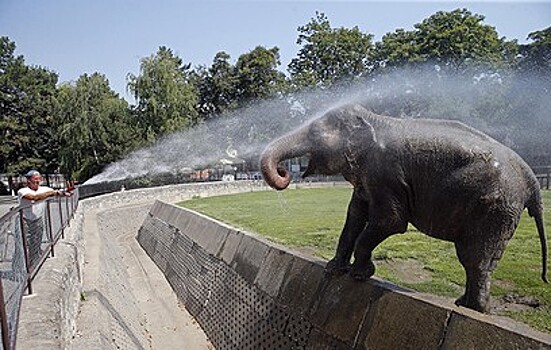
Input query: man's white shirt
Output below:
<box><xmin>18</xmin><ymin>186</ymin><xmax>51</xmax><ymax>220</ymax></box>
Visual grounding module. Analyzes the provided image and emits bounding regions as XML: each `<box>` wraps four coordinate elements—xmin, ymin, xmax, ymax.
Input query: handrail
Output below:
<box><xmin>533</xmin><ymin>166</ymin><xmax>551</xmax><ymax>190</ymax></box>
<box><xmin>0</xmin><ymin>189</ymin><xmax>79</xmax><ymax>350</ymax></box>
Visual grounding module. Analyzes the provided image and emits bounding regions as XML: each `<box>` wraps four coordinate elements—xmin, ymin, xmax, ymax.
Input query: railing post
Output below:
<box><xmin>0</xmin><ymin>278</ymin><xmax>10</xmax><ymax>350</ymax></box>
<box><xmin>18</xmin><ymin>210</ymin><xmax>32</xmax><ymax>295</ymax></box>
<box><xmin>65</xmin><ymin>197</ymin><xmax>70</xmax><ymax>227</ymax></box>
<box><xmin>58</xmin><ymin>199</ymin><xmax>64</xmax><ymax>240</ymax></box>
<box><xmin>46</xmin><ymin>200</ymin><xmax>55</xmax><ymax>258</ymax></box>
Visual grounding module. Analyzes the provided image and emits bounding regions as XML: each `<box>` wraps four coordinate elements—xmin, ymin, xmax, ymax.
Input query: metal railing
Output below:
<box><xmin>0</xmin><ymin>189</ymin><xmax>79</xmax><ymax>350</ymax></box>
<box><xmin>533</xmin><ymin>166</ymin><xmax>551</xmax><ymax>190</ymax></box>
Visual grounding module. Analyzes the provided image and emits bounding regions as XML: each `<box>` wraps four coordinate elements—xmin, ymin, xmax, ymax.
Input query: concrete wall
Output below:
<box><xmin>138</xmin><ymin>199</ymin><xmax>551</xmax><ymax>350</ymax></box>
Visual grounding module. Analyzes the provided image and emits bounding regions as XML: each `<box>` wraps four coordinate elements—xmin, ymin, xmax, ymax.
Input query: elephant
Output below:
<box><xmin>260</xmin><ymin>103</ymin><xmax>548</xmax><ymax>313</ymax></box>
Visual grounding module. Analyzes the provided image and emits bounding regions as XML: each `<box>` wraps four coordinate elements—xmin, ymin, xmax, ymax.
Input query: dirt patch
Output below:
<box><xmin>492</xmin><ymin>294</ymin><xmax>543</xmax><ymax>313</ymax></box>
<box><xmin>378</xmin><ymin>258</ymin><xmax>433</xmax><ymax>284</ymax></box>
<box><xmin>489</xmin><ymin>280</ymin><xmax>543</xmax><ymax>313</ymax></box>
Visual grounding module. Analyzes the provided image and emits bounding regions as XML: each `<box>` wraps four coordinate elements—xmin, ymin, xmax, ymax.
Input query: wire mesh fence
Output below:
<box><xmin>0</xmin><ymin>189</ymin><xmax>79</xmax><ymax>350</ymax></box>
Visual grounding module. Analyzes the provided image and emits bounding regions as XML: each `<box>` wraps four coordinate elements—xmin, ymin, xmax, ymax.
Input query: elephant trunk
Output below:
<box><xmin>260</xmin><ymin>128</ymin><xmax>310</xmax><ymax>190</ymax></box>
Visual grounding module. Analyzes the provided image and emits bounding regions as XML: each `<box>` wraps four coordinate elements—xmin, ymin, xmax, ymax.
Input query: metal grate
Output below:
<box><xmin>138</xmin><ymin>213</ymin><xmax>333</xmax><ymax>350</ymax></box>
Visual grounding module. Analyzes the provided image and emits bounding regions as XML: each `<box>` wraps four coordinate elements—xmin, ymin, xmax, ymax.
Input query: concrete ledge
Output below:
<box><xmin>441</xmin><ymin>310</ymin><xmax>551</xmax><ymax>350</ymax></box>
<box><xmin>139</xmin><ymin>199</ymin><xmax>551</xmax><ymax>350</ymax></box>
<box><xmin>362</xmin><ymin>290</ymin><xmax>450</xmax><ymax>350</ymax></box>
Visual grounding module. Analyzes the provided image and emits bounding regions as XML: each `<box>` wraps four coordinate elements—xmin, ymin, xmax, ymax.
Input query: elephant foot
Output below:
<box><xmin>325</xmin><ymin>259</ymin><xmax>351</xmax><ymax>275</ymax></box>
<box><xmin>350</xmin><ymin>260</ymin><xmax>376</xmax><ymax>281</ymax></box>
<box><xmin>454</xmin><ymin>294</ymin><xmax>488</xmax><ymax>313</ymax></box>
<box><xmin>454</xmin><ymin>295</ymin><xmax>467</xmax><ymax>307</ymax></box>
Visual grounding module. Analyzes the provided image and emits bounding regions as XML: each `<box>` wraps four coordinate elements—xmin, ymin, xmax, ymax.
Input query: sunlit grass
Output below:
<box><xmin>178</xmin><ymin>187</ymin><xmax>550</xmax><ymax>332</ymax></box>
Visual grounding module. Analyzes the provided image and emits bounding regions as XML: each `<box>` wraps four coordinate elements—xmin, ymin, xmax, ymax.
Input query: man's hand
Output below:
<box><xmin>56</xmin><ymin>189</ymin><xmax>73</xmax><ymax>197</ymax></box>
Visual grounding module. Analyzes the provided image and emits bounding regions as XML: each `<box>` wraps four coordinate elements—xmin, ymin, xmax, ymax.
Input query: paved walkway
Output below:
<box><xmin>70</xmin><ymin>203</ymin><xmax>213</xmax><ymax>349</ymax></box>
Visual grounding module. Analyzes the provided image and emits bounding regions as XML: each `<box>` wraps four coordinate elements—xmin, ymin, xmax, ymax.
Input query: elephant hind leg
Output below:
<box><xmin>454</xmin><ymin>265</ymin><xmax>492</xmax><ymax>312</ymax></box>
<box><xmin>454</xmin><ymin>204</ymin><xmax>520</xmax><ymax>312</ymax></box>
<box><xmin>454</xmin><ymin>229</ymin><xmax>513</xmax><ymax>312</ymax></box>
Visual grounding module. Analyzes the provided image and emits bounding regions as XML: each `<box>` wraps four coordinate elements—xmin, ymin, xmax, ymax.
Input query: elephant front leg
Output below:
<box><xmin>349</xmin><ymin>192</ymin><xmax>409</xmax><ymax>281</ymax></box>
<box><xmin>325</xmin><ymin>190</ymin><xmax>369</xmax><ymax>275</ymax></box>
<box><xmin>349</xmin><ymin>226</ymin><xmax>392</xmax><ymax>281</ymax></box>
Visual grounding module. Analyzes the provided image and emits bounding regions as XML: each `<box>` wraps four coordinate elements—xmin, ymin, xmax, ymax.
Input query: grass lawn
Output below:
<box><xmin>178</xmin><ymin>186</ymin><xmax>550</xmax><ymax>332</ymax></box>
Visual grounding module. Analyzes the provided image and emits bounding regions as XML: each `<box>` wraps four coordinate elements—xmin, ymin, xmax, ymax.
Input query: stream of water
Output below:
<box><xmin>85</xmin><ymin>65</ymin><xmax>550</xmax><ymax>185</ymax></box>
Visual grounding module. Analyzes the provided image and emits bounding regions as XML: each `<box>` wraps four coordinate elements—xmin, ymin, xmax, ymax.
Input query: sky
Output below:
<box><xmin>1</xmin><ymin>1</ymin><xmax>550</xmax><ymax>101</ymax></box>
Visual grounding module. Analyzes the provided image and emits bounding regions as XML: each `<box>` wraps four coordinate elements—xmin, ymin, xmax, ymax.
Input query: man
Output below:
<box><xmin>17</xmin><ymin>170</ymin><xmax>63</xmax><ymax>267</ymax></box>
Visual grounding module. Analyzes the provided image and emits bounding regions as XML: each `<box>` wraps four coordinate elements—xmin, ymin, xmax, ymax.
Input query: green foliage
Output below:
<box><xmin>374</xmin><ymin>9</ymin><xmax>517</xmax><ymax>71</ymax></box>
<box><xmin>518</xmin><ymin>26</ymin><xmax>551</xmax><ymax>76</ymax></box>
<box><xmin>195</xmin><ymin>47</ymin><xmax>289</xmax><ymax>119</ymax></box>
<box><xmin>180</xmin><ymin>187</ymin><xmax>551</xmax><ymax>332</ymax></box>
<box><xmin>0</xmin><ymin>36</ymin><xmax>59</xmax><ymax>175</ymax></box>
<box><xmin>234</xmin><ymin>46</ymin><xmax>289</xmax><ymax>103</ymax></box>
<box><xmin>288</xmin><ymin>12</ymin><xmax>374</xmax><ymax>88</ymax></box>
<box><xmin>56</xmin><ymin>73</ymin><xmax>139</xmax><ymax>180</ymax></box>
<box><xmin>373</xmin><ymin>29</ymin><xmax>421</xmax><ymax>68</ymax></box>
<box><xmin>127</xmin><ymin>46</ymin><xmax>199</xmax><ymax>142</ymax></box>
<box><xmin>195</xmin><ymin>51</ymin><xmax>239</xmax><ymax>118</ymax></box>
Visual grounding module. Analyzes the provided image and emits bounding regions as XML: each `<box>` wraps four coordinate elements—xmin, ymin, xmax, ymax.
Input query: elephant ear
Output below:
<box><xmin>343</xmin><ymin>114</ymin><xmax>379</xmax><ymax>176</ymax></box>
<box><xmin>346</xmin><ymin>115</ymin><xmax>377</xmax><ymax>159</ymax></box>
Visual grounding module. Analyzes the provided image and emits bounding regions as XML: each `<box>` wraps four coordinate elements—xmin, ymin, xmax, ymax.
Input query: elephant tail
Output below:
<box><xmin>527</xmin><ymin>194</ymin><xmax>548</xmax><ymax>283</ymax></box>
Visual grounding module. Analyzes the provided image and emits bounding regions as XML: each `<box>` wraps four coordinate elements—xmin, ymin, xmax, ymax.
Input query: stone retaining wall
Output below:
<box><xmin>138</xmin><ymin>200</ymin><xmax>551</xmax><ymax>350</ymax></box>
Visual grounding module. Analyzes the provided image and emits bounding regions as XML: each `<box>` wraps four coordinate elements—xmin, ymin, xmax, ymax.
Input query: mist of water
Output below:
<box><xmin>85</xmin><ymin>98</ymin><xmax>310</xmax><ymax>184</ymax></box>
<box><xmin>85</xmin><ymin>64</ymin><xmax>551</xmax><ymax>185</ymax></box>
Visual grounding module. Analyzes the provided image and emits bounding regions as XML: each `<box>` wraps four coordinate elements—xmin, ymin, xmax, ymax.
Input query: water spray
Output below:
<box><xmin>84</xmin><ymin>64</ymin><xmax>551</xmax><ymax>187</ymax></box>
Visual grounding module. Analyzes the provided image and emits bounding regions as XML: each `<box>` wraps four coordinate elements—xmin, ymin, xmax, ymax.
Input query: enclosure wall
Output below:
<box><xmin>137</xmin><ymin>200</ymin><xmax>551</xmax><ymax>350</ymax></box>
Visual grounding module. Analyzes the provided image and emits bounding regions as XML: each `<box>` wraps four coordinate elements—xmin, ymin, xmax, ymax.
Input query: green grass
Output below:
<box><xmin>178</xmin><ymin>187</ymin><xmax>550</xmax><ymax>332</ymax></box>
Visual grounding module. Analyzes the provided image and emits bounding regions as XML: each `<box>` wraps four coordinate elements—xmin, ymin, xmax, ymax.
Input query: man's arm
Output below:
<box><xmin>21</xmin><ymin>189</ymin><xmax>58</xmax><ymax>201</ymax></box>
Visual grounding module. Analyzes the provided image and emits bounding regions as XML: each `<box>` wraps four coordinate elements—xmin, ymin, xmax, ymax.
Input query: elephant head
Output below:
<box><xmin>260</xmin><ymin>104</ymin><xmax>376</xmax><ymax>190</ymax></box>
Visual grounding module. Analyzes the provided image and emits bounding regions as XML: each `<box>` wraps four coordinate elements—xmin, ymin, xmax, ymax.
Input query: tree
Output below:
<box><xmin>57</xmin><ymin>73</ymin><xmax>139</xmax><ymax>180</ymax></box>
<box><xmin>21</xmin><ymin>65</ymin><xmax>60</xmax><ymax>174</ymax></box>
<box><xmin>234</xmin><ymin>46</ymin><xmax>289</xmax><ymax>103</ymax></box>
<box><xmin>374</xmin><ymin>9</ymin><xmax>517</xmax><ymax>71</ymax></box>
<box><xmin>0</xmin><ymin>37</ymin><xmax>26</xmax><ymax>174</ymax></box>
<box><xmin>288</xmin><ymin>12</ymin><xmax>374</xmax><ymax>88</ymax></box>
<box><xmin>127</xmin><ymin>46</ymin><xmax>199</xmax><ymax>142</ymax></box>
<box><xmin>194</xmin><ymin>51</ymin><xmax>238</xmax><ymax>118</ymax></box>
<box><xmin>518</xmin><ymin>26</ymin><xmax>551</xmax><ymax>76</ymax></box>
<box><xmin>373</xmin><ymin>29</ymin><xmax>423</xmax><ymax>68</ymax></box>
<box><xmin>195</xmin><ymin>47</ymin><xmax>288</xmax><ymax>119</ymax></box>
<box><xmin>0</xmin><ymin>36</ymin><xmax>59</xmax><ymax>175</ymax></box>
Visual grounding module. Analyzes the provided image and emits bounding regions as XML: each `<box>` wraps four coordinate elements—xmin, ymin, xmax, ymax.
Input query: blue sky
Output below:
<box><xmin>1</xmin><ymin>1</ymin><xmax>550</xmax><ymax>101</ymax></box>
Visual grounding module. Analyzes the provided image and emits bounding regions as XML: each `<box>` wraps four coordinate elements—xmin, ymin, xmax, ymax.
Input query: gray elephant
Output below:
<box><xmin>260</xmin><ymin>103</ymin><xmax>548</xmax><ymax>313</ymax></box>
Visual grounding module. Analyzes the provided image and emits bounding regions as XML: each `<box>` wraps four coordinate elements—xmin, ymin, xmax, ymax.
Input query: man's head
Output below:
<box><xmin>25</xmin><ymin>170</ymin><xmax>41</xmax><ymax>191</ymax></box>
